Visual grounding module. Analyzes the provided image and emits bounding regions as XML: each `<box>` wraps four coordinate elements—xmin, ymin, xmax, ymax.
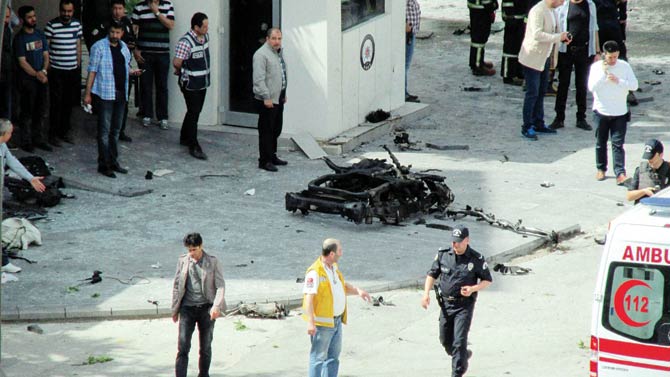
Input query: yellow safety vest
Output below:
<box><xmin>302</xmin><ymin>257</ymin><xmax>348</xmax><ymax>327</ymax></box>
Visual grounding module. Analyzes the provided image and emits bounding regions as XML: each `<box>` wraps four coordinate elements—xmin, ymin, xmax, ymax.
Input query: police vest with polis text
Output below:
<box><xmin>179</xmin><ymin>32</ymin><xmax>210</xmax><ymax>91</ymax></box>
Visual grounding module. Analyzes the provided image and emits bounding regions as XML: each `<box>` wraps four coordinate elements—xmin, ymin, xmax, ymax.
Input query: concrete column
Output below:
<box><xmin>281</xmin><ymin>0</ymin><xmax>342</xmax><ymax>140</ymax></box>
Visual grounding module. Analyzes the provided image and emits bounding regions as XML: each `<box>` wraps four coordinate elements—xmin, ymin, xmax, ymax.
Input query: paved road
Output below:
<box><xmin>0</xmin><ymin>235</ymin><xmax>600</xmax><ymax>377</ymax></box>
<box><xmin>1</xmin><ymin>0</ymin><xmax>669</xmax><ymax>374</ymax></box>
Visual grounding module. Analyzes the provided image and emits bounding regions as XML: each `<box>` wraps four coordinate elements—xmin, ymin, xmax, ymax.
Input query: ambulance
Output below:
<box><xmin>590</xmin><ymin>195</ymin><xmax>670</xmax><ymax>376</ymax></box>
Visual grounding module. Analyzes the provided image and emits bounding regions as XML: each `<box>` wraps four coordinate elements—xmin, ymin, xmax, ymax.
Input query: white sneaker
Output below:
<box><xmin>1</xmin><ymin>272</ymin><xmax>18</xmax><ymax>284</ymax></box>
<box><xmin>1</xmin><ymin>262</ymin><xmax>21</xmax><ymax>273</ymax></box>
<box><xmin>159</xmin><ymin>119</ymin><xmax>169</xmax><ymax>130</ymax></box>
<box><xmin>142</xmin><ymin>117</ymin><xmax>152</xmax><ymax>127</ymax></box>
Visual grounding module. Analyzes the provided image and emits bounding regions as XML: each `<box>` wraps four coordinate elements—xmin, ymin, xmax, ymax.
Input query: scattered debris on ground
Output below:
<box><xmin>365</xmin><ymin>109</ymin><xmax>391</xmax><ymax>123</ymax></box>
<box><xmin>493</xmin><ymin>263</ymin><xmax>532</xmax><ymax>275</ymax></box>
<box><xmin>26</xmin><ymin>324</ymin><xmax>43</xmax><ymax>334</ymax></box>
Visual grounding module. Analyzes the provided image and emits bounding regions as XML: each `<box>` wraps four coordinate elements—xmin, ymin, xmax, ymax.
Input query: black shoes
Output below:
<box><xmin>98</xmin><ymin>167</ymin><xmax>116</xmax><ymax>178</ymax></box>
<box><xmin>534</xmin><ymin>125</ymin><xmax>557</xmax><ymax>134</ymax></box>
<box><xmin>111</xmin><ymin>165</ymin><xmax>128</xmax><ymax>174</ymax></box>
<box><xmin>60</xmin><ymin>135</ymin><xmax>75</xmax><ymax>144</ymax></box>
<box><xmin>49</xmin><ymin>138</ymin><xmax>62</xmax><ymax>147</ymax></box>
<box><xmin>503</xmin><ymin>77</ymin><xmax>523</xmax><ymax>86</ymax></box>
<box><xmin>189</xmin><ymin>145</ymin><xmax>208</xmax><ymax>160</ymax></box>
<box><xmin>272</xmin><ymin>156</ymin><xmax>288</xmax><ymax>166</ymax></box>
<box><xmin>119</xmin><ymin>133</ymin><xmax>132</xmax><ymax>142</ymax></box>
<box><xmin>405</xmin><ymin>94</ymin><xmax>420</xmax><ymax>103</ymax></box>
<box><xmin>549</xmin><ymin>119</ymin><xmax>564</xmax><ymax>130</ymax></box>
<box><xmin>576</xmin><ymin>119</ymin><xmax>593</xmax><ymax>131</ymax></box>
<box><xmin>472</xmin><ymin>66</ymin><xmax>496</xmax><ymax>76</ymax></box>
<box><xmin>35</xmin><ymin>142</ymin><xmax>53</xmax><ymax>152</ymax></box>
<box><xmin>259</xmin><ymin>162</ymin><xmax>278</xmax><ymax>172</ymax></box>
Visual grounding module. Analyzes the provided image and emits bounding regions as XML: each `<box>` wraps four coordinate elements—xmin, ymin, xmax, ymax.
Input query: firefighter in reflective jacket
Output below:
<box><xmin>421</xmin><ymin>225</ymin><xmax>492</xmax><ymax>377</ymax></box>
<box><xmin>173</xmin><ymin>13</ymin><xmax>211</xmax><ymax>160</ymax></box>
<box><xmin>626</xmin><ymin>139</ymin><xmax>670</xmax><ymax>204</ymax></box>
<box><xmin>501</xmin><ymin>0</ymin><xmax>528</xmax><ymax>85</ymax></box>
<box><xmin>468</xmin><ymin>0</ymin><xmax>499</xmax><ymax>76</ymax></box>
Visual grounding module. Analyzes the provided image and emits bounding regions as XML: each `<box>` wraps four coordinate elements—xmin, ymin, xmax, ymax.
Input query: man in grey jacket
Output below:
<box><xmin>252</xmin><ymin>27</ymin><xmax>287</xmax><ymax>172</ymax></box>
<box><xmin>172</xmin><ymin>232</ymin><xmax>226</xmax><ymax>377</ymax></box>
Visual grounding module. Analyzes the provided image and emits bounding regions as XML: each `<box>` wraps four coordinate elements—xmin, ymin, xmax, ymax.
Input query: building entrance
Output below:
<box><xmin>223</xmin><ymin>0</ymin><xmax>280</xmax><ymax>127</ymax></box>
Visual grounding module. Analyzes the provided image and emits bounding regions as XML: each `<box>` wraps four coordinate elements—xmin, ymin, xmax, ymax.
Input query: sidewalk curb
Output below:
<box><xmin>0</xmin><ymin>224</ymin><xmax>580</xmax><ymax>323</ymax></box>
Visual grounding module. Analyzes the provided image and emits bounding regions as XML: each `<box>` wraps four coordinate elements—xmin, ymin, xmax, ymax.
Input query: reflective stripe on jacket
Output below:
<box><xmin>179</xmin><ymin>32</ymin><xmax>210</xmax><ymax>91</ymax></box>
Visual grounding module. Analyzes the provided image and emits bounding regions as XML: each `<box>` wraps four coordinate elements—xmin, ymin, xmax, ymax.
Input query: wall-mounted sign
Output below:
<box><xmin>360</xmin><ymin>34</ymin><xmax>375</xmax><ymax>71</ymax></box>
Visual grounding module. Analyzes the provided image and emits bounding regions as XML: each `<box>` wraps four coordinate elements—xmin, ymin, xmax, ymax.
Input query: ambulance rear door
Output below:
<box><xmin>594</xmin><ymin>223</ymin><xmax>670</xmax><ymax>377</ymax></box>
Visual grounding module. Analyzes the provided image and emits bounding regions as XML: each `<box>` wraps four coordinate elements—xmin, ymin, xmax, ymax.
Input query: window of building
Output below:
<box><xmin>342</xmin><ymin>0</ymin><xmax>385</xmax><ymax>31</ymax></box>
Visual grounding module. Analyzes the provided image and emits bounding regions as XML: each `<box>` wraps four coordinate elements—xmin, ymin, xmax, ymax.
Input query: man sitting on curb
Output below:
<box><xmin>626</xmin><ymin>139</ymin><xmax>670</xmax><ymax>204</ymax></box>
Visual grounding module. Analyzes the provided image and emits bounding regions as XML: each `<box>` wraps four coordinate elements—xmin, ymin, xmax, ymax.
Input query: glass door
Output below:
<box><xmin>222</xmin><ymin>0</ymin><xmax>280</xmax><ymax>127</ymax></box>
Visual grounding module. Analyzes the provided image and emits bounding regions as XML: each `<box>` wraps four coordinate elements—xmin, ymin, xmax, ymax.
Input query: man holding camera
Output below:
<box><xmin>588</xmin><ymin>40</ymin><xmax>637</xmax><ymax>185</ymax></box>
<box><xmin>626</xmin><ymin>139</ymin><xmax>670</xmax><ymax>204</ymax></box>
<box><xmin>518</xmin><ymin>0</ymin><xmax>572</xmax><ymax>140</ymax></box>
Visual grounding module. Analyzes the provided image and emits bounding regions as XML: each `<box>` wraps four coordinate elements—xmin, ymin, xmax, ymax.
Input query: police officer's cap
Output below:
<box><xmin>451</xmin><ymin>225</ymin><xmax>469</xmax><ymax>242</ymax></box>
<box><xmin>642</xmin><ymin>139</ymin><xmax>663</xmax><ymax>160</ymax></box>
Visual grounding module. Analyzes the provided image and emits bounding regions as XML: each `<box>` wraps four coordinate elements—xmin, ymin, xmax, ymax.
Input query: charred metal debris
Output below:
<box><xmin>285</xmin><ymin>146</ymin><xmax>455</xmax><ymax>225</ymax></box>
<box><xmin>285</xmin><ymin>147</ymin><xmax>559</xmax><ymax>244</ymax></box>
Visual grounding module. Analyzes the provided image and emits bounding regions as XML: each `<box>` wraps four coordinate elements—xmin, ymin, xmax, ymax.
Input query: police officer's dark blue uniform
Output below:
<box><xmin>423</xmin><ymin>226</ymin><xmax>493</xmax><ymax>377</ymax></box>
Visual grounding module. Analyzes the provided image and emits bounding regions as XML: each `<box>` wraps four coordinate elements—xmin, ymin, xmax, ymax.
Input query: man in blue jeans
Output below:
<box><xmin>302</xmin><ymin>239</ymin><xmax>371</xmax><ymax>377</ymax></box>
<box><xmin>588</xmin><ymin>40</ymin><xmax>637</xmax><ymax>185</ymax></box>
<box><xmin>405</xmin><ymin>0</ymin><xmax>420</xmax><ymax>102</ymax></box>
<box><xmin>171</xmin><ymin>232</ymin><xmax>226</xmax><ymax>377</ymax></box>
<box><xmin>84</xmin><ymin>22</ymin><xmax>132</xmax><ymax>178</ymax></box>
<box><xmin>518</xmin><ymin>0</ymin><xmax>571</xmax><ymax>140</ymax></box>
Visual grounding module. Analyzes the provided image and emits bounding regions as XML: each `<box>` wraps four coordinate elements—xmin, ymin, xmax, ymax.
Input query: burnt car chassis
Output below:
<box><xmin>285</xmin><ymin>146</ymin><xmax>455</xmax><ymax>225</ymax></box>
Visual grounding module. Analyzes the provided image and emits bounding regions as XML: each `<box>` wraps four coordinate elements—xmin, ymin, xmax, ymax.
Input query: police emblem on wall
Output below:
<box><xmin>360</xmin><ymin>34</ymin><xmax>375</xmax><ymax>71</ymax></box>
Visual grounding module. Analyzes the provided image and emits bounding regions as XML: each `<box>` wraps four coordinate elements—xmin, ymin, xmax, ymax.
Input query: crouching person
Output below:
<box><xmin>0</xmin><ymin>118</ymin><xmax>46</xmax><ymax>192</ymax></box>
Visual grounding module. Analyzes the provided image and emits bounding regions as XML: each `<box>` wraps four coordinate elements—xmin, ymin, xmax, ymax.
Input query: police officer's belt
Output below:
<box><xmin>446</xmin><ymin>296</ymin><xmax>472</xmax><ymax>302</ymax></box>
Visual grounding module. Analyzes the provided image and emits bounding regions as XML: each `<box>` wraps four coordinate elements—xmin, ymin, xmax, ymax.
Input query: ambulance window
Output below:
<box><xmin>602</xmin><ymin>263</ymin><xmax>668</xmax><ymax>344</ymax></box>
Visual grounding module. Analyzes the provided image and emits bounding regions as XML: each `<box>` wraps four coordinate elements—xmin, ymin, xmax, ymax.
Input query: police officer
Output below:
<box><xmin>500</xmin><ymin>0</ymin><xmax>528</xmax><ymax>85</ymax></box>
<box><xmin>468</xmin><ymin>0</ymin><xmax>498</xmax><ymax>76</ymax></box>
<box><xmin>421</xmin><ymin>225</ymin><xmax>492</xmax><ymax>377</ymax></box>
<box><xmin>626</xmin><ymin>139</ymin><xmax>670</xmax><ymax>204</ymax></box>
<box><xmin>173</xmin><ymin>12</ymin><xmax>210</xmax><ymax>160</ymax></box>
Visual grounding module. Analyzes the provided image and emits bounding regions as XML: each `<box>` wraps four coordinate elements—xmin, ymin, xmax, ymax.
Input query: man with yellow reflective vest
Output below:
<box><xmin>468</xmin><ymin>0</ymin><xmax>498</xmax><ymax>76</ymax></box>
<box><xmin>302</xmin><ymin>238</ymin><xmax>371</xmax><ymax>377</ymax></box>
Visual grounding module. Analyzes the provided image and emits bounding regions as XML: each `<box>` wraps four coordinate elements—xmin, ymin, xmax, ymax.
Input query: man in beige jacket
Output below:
<box><xmin>519</xmin><ymin>0</ymin><xmax>571</xmax><ymax>140</ymax></box>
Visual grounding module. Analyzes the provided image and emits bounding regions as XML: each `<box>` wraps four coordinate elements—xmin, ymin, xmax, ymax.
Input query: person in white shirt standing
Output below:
<box><xmin>588</xmin><ymin>40</ymin><xmax>638</xmax><ymax>185</ymax></box>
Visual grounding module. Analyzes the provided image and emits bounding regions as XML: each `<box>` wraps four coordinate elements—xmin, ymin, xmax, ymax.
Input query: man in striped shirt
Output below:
<box><xmin>132</xmin><ymin>0</ymin><xmax>174</xmax><ymax>130</ymax></box>
<box><xmin>45</xmin><ymin>0</ymin><xmax>82</xmax><ymax>146</ymax></box>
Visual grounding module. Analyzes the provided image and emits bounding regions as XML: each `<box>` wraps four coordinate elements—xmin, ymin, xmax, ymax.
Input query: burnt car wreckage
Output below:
<box><xmin>285</xmin><ymin>147</ymin><xmax>558</xmax><ymax>243</ymax></box>
<box><xmin>286</xmin><ymin>146</ymin><xmax>454</xmax><ymax>225</ymax></box>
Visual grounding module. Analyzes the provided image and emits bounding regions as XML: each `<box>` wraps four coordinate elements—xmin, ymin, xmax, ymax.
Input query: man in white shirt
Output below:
<box><xmin>588</xmin><ymin>40</ymin><xmax>638</xmax><ymax>185</ymax></box>
<box><xmin>302</xmin><ymin>238</ymin><xmax>371</xmax><ymax>377</ymax></box>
